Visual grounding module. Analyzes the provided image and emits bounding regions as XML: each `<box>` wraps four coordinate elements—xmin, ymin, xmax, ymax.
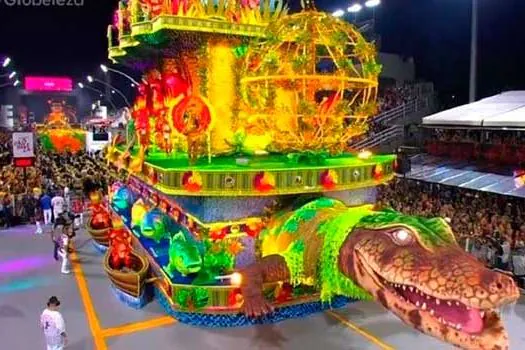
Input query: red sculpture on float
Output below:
<box><xmin>109</xmin><ymin>227</ymin><xmax>133</xmax><ymax>270</ymax></box>
<box><xmin>133</xmin><ymin>83</ymin><xmax>151</xmax><ymax>148</ymax></box>
<box><xmin>140</xmin><ymin>0</ymin><xmax>163</xmax><ymax>18</ymax></box>
<box><xmin>171</xmin><ymin>0</ymin><xmax>191</xmax><ymax>15</ymax></box>
<box><xmin>91</xmin><ymin>211</ymin><xmax>112</xmax><ymax>230</ymax></box>
<box><xmin>163</xmin><ymin>71</ymin><xmax>190</xmax><ymax>100</ymax></box>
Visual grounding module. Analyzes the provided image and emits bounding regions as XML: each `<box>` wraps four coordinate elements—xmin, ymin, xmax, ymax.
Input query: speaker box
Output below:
<box><xmin>395</xmin><ymin>154</ymin><xmax>411</xmax><ymax>175</ymax></box>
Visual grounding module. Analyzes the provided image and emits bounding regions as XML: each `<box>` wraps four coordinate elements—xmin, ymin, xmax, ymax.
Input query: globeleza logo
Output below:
<box><xmin>0</xmin><ymin>0</ymin><xmax>84</xmax><ymax>6</ymax></box>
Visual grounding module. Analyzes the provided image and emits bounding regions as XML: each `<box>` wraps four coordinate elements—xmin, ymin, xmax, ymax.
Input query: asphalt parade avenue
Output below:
<box><xmin>2</xmin><ymin>224</ymin><xmax>525</xmax><ymax>350</ymax></box>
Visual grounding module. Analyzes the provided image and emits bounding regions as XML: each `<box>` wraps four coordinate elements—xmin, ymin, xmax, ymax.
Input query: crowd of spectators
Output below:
<box><xmin>425</xmin><ymin>129</ymin><xmax>525</xmax><ymax>165</ymax></box>
<box><xmin>0</xmin><ymin>130</ymin><xmax>123</xmax><ymax>228</ymax></box>
<box><xmin>377</xmin><ymin>178</ymin><xmax>525</xmax><ymax>284</ymax></box>
<box><xmin>428</xmin><ymin>129</ymin><xmax>525</xmax><ymax>146</ymax></box>
<box><xmin>377</xmin><ymin>86</ymin><xmax>414</xmax><ymax>113</ymax></box>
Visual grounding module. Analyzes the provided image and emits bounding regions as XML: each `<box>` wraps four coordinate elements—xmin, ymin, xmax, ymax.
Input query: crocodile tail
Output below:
<box><xmin>260</xmin><ymin>211</ymin><xmax>295</xmax><ymax>257</ymax></box>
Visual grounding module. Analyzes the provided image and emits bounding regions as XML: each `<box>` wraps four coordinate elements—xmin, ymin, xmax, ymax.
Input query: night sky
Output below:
<box><xmin>0</xmin><ymin>0</ymin><xmax>524</xmax><ymax>104</ymax></box>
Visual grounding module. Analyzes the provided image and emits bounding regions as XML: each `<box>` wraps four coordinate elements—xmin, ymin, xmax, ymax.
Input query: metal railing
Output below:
<box><xmin>352</xmin><ymin>124</ymin><xmax>404</xmax><ymax>150</ymax></box>
<box><xmin>374</xmin><ymin>96</ymin><xmax>430</xmax><ymax>125</ymax></box>
<box><xmin>348</xmin><ymin>95</ymin><xmax>433</xmax><ymax>150</ymax></box>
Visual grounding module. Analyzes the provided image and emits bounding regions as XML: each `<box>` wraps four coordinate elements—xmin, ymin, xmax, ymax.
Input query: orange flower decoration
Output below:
<box><xmin>253</xmin><ymin>172</ymin><xmax>275</xmax><ymax>192</ymax></box>
<box><xmin>320</xmin><ymin>169</ymin><xmax>338</xmax><ymax>190</ymax></box>
<box><xmin>227</xmin><ymin>241</ymin><xmax>244</xmax><ymax>255</ymax></box>
<box><xmin>182</xmin><ymin>171</ymin><xmax>202</xmax><ymax>192</ymax></box>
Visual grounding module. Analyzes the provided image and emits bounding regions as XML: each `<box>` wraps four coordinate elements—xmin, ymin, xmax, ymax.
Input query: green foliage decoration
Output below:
<box><xmin>317</xmin><ymin>205</ymin><xmax>375</xmax><ymax>302</ymax></box>
<box><xmin>175</xmin><ymin>288</ymin><xmax>209</xmax><ymax>310</ymax></box>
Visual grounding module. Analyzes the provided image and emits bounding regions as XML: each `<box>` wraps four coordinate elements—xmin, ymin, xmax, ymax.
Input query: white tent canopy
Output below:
<box><xmin>422</xmin><ymin>91</ymin><xmax>525</xmax><ymax>128</ymax></box>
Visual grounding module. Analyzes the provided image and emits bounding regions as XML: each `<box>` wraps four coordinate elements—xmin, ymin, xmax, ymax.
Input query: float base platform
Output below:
<box><xmin>109</xmin><ymin>206</ymin><xmax>354</xmax><ymax>327</ymax></box>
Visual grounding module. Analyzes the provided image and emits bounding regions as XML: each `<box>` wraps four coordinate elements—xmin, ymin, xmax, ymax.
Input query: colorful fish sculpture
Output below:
<box><xmin>131</xmin><ymin>199</ymin><xmax>148</xmax><ymax>229</ymax></box>
<box><xmin>140</xmin><ymin>209</ymin><xmax>168</xmax><ymax>242</ymax></box>
<box><xmin>165</xmin><ymin>231</ymin><xmax>202</xmax><ymax>276</ymax></box>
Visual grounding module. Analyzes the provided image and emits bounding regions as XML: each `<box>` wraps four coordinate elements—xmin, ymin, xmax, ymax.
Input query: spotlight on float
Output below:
<box><xmin>8</xmin><ymin>71</ymin><xmax>16</xmax><ymax>80</ymax></box>
<box><xmin>100</xmin><ymin>64</ymin><xmax>109</xmax><ymax>73</ymax></box>
<box><xmin>87</xmin><ymin>75</ymin><xmax>94</xmax><ymax>83</ymax></box>
<box><xmin>365</xmin><ymin>0</ymin><xmax>381</xmax><ymax>8</ymax></box>
<box><xmin>13</xmin><ymin>80</ymin><xmax>20</xmax><ymax>87</ymax></box>
<box><xmin>230</xmin><ymin>272</ymin><xmax>243</xmax><ymax>286</ymax></box>
<box><xmin>78</xmin><ymin>82</ymin><xmax>85</xmax><ymax>89</ymax></box>
<box><xmin>357</xmin><ymin>150</ymin><xmax>373</xmax><ymax>160</ymax></box>
<box><xmin>347</xmin><ymin>3</ymin><xmax>363</xmax><ymax>13</ymax></box>
<box><xmin>2</xmin><ymin>57</ymin><xmax>11</xmax><ymax>68</ymax></box>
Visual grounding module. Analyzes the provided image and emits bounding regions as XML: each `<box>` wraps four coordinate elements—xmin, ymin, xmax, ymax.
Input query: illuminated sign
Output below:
<box><xmin>13</xmin><ymin>157</ymin><xmax>35</xmax><ymax>168</ymax></box>
<box><xmin>24</xmin><ymin>76</ymin><xmax>73</xmax><ymax>92</ymax></box>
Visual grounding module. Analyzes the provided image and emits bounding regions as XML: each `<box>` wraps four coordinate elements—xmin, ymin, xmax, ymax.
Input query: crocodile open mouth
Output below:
<box><xmin>382</xmin><ymin>278</ymin><xmax>486</xmax><ymax>334</ymax></box>
<box><xmin>355</xmin><ymin>252</ymin><xmax>500</xmax><ymax>338</ymax></box>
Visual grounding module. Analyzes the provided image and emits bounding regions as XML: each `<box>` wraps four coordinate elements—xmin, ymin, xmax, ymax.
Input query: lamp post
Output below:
<box><xmin>78</xmin><ymin>83</ymin><xmax>117</xmax><ymax>111</ymax></box>
<box><xmin>0</xmin><ymin>79</ymin><xmax>19</xmax><ymax>88</ymax></box>
<box><xmin>2</xmin><ymin>57</ymin><xmax>11</xmax><ymax>68</ymax></box>
<box><xmin>100</xmin><ymin>64</ymin><xmax>140</xmax><ymax>86</ymax></box>
<box><xmin>469</xmin><ymin>0</ymin><xmax>478</xmax><ymax>103</ymax></box>
<box><xmin>333</xmin><ymin>1</ymin><xmax>380</xmax><ymax>24</ymax></box>
<box><xmin>86</xmin><ymin>75</ymin><xmax>131</xmax><ymax>107</ymax></box>
<box><xmin>0</xmin><ymin>71</ymin><xmax>16</xmax><ymax>79</ymax></box>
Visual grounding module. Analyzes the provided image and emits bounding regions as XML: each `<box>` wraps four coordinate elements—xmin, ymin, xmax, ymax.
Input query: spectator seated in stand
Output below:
<box><xmin>425</xmin><ymin>128</ymin><xmax>525</xmax><ymax>165</ymax></box>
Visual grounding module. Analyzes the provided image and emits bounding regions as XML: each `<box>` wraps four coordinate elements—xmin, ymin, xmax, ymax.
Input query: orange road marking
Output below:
<box><xmin>326</xmin><ymin>310</ymin><xmax>395</xmax><ymax>350</ymax></box>
<box><xmin>101</xmin><ymin>316</ymin><xmax>177</xmax><ymax>338</ymax></box>
<box><xmin>70</xmin><ymin>250</ymin><xmax>108</xmax><ymax>350</ymax></box>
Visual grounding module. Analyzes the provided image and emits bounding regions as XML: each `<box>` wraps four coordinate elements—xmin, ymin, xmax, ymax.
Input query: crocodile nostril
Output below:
<box><xmin>496</xmin><ymin>282</ymin><xmax>503</xmax><ymax>289</ymax></box>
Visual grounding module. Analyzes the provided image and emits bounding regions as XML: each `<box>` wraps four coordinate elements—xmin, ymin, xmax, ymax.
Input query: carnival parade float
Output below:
<box><xmin>97</xmin><ymin>1</ymin><xmax>519</xmax><ymax>348</ymax></box>
<box><xmin>37</xmin><ymin>100</ymin><xmax>85</xmax><ymax>153</ymax></box>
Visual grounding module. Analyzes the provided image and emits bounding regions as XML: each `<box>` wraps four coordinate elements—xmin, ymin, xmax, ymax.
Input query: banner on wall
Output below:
<box><xmin>12</xmin><ymin>132</ymin><xmax>35</xmax><ymax>158</ymax></box>
<box><xmin>0</xmin><ymin>105</ymin><xmax>14</xmax><ymax>128</ymax></box>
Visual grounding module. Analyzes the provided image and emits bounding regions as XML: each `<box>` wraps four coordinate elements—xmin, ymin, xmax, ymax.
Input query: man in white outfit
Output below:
<box><xmin>51</xmin><ymin>192</ymin><xmax>65</xmax><ymax>223</ymax></box>
<box><xmin>40</xmin><ymin>296</ymin><xmax>67</xmax><ymax>350</ymax></box>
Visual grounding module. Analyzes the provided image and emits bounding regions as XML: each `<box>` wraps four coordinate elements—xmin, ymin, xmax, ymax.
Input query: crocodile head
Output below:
<box><xmin>339</xmin><ymin>209</ymin><xmax>519</xmax><ymax>350</ymax></box>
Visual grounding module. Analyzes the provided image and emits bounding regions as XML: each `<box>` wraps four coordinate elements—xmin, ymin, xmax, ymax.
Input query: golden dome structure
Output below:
<box><xmin>240</xmin><ymin>5</ymin><xmax>381</xmax><ymax>154</ymax></box>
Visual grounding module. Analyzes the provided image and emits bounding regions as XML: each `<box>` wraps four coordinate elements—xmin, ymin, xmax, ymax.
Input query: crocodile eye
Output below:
<box><xmin>391</xmin><ymin>229</ymin><xmax>414</xmax><ymax>246</ymax></box>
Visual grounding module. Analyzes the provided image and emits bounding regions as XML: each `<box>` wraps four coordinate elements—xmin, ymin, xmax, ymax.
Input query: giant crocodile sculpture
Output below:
<box><xmin>238</xmin><ymin>198</ymin><xmax>519</xmax><ymax>350</ymax></box>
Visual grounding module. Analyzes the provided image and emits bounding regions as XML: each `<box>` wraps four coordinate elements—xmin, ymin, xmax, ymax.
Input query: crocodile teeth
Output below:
<box><xmin>447</xmin><ymin>301</ymin><xmax>452</xmax><ymax>306</ymax></box>
<box><xmin>429</xmin><ymin>309</ymin><xmax>435</xmax><ymax>316</ymax></box>
<box><xmin>426</xmin><ymin>295</ymin><xmax>431</xmax><ymax>300</ymax></box>
<box><xmin>436</xmin><ymin>299</ymin><xmax>440</xmax><ymax>305</ymax></box>
<box><xmin>415</xmin><ymin>301</ymin><xmax>420</xmax><ymax>307</ymax></box>
<box><xmin>402</xmin><ymin>286</ymin><xmax>406</xmax><ymax>290</ymax></box>
<box><xmin>480</xmin><ymin>311</ymin><xmax>485</xmax><ymax>318</ymax></box>
<box><xmin>456</xmin><ymin>302</ymin><xmax>460</xmax><ymax>306</ymax></box>
<box><xmin>421</xmin><ymin>302</ymin><xmax>427</xmax><ymax>310</ymax></box>
<box><xmin>409</xmin><ymin>286</ymin><xmax>414</xmax><ymax>292</ymax></box>
<box><xmin>455</xmin><ymin>324</ymin><xmax>462</xmax><ymax>330</ymax></box>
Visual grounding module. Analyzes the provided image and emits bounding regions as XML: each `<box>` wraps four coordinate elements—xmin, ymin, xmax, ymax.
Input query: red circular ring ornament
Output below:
<box><xmin>171</xmin><ymin>95</ymin><xmax>212</xmax><ymax>136</ymax></box>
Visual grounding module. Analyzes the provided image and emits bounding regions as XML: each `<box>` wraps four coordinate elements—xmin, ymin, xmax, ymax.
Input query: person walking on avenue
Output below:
<box><xmin>40</xmin><ymin>296</ymin><xmax>67</xmax><ymax>350</ymax></box>
<box><xmin>40</xmin><ymin>192</ymin><xmax>52</xmax><ymax>225</ymax></box>
<box><xmin>52</xmin><ymin>214</ymin><xmax>73</xmax><ymax>274</ymax></box>
<box><xmin>51</xmin><ymin>191</ymin><xmax>65</xmax><ymax>223</ymax></box>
